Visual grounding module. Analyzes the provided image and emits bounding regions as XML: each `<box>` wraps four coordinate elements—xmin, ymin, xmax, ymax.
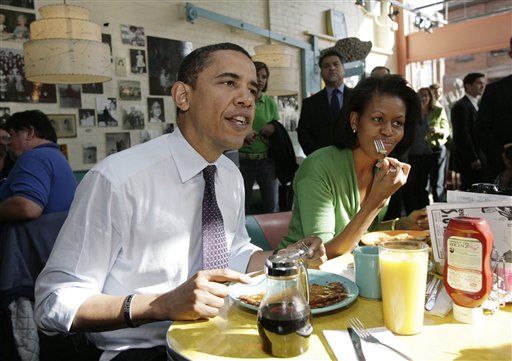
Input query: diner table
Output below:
<box><xmin>167</xmin><ymin>254</ymin><xmax>512</xmax><ymax>360</ymax></box>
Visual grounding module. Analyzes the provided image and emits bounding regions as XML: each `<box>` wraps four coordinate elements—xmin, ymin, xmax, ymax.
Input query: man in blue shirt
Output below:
<box><xmin>0</xmin><ymin>110</ymin><xmax>77</xmax><ymax>222</ymax></box>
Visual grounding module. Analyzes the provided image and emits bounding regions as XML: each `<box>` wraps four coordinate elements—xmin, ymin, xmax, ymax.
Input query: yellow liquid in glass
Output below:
<box><xmin>380</xmin><ymin>251</ymin><xmax>428</xmax><ymax>335</ymax></box>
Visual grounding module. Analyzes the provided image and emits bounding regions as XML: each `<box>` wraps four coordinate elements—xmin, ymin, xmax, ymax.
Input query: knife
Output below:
<box><xmin>348</xmin><ymin>327</ymin><xmax>366</xmax><ymax>361</ymax></box>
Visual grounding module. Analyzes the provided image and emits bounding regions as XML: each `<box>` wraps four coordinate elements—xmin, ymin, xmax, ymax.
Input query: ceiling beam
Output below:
<box><xmin>406</xmin><ymin>11</ymin><xmax>512</xmax><ymax>63</ymax></box>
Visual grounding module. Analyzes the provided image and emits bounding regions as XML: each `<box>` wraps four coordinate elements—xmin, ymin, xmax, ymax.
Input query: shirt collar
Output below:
<box><xmin>326</xmin><ymin>84</ymin><xmax>344</xmax><ymax>96</ymax></box>
<box><xmin>466</xmin><ymin>94</ymin><xmax>479</xmax><ymax>109</ymax></box>
<box><xmin>170</xmin><ymin>127</ymin><xmax>224</xmax><ymax>184</ymax></box>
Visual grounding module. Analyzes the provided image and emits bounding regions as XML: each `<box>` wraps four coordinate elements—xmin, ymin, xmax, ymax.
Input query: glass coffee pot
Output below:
<box><xmin>257</xmin><ymin>249</ymin><xmax>312</xmax><ymax>357</ymax></box>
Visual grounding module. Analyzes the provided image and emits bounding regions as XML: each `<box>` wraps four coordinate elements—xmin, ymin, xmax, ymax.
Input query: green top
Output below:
<box><xmin>239</xmin><ymin>94</ymin><xmax>279</xmax><ymax>154</ymax></box>
<box><xmin>279</xmin><ymin>146</ymin><xmax>387</xmax><ymax>248</ymax></box>
<box><xmin>427</xmin><ymin>106</ymin><xmax>450</xmax><ymax>149</ymax></box>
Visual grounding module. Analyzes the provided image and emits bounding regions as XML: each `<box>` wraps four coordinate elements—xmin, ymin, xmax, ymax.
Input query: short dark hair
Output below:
<box><xmin>319</xmin><ymin>49</ymin><xmax>343</xmax><ymax>68</ymax></box>
<box><xmin>463</xmin><ymin>72</ymin><xmax>485</xmax><ymax>86</ymax></box>
<box><xmin>370</xmin><ymin>66</ymin><xmax>391</xmax><ymax>77</ymax></box>
<box><xmin>5</xmin><ymin>110</ymin><xmax>57</xmax><ymax>143</ymax></box>
<box><xmin>253</xmin><ymin>61</ymin><xmax>269</xmax><ymax>92</ymax></box>
<box><xmin>177</xmin><ymin>42</ymin><xmax>252</xmax><ymax>88</ymax></box>
<box><xmin>334</xmin><ymin>75</ymin><xmax>420</xmax><ymax>157</ymax></box>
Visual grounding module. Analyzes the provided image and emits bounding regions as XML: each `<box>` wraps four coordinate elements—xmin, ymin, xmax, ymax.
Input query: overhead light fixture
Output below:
<box><xmin>23</xmin><ymin>3</ymin><xmax>112</xmax><ymax>84</ymax></box>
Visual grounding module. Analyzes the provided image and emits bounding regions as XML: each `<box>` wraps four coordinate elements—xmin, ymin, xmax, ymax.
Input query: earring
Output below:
<box><xmin>352</xmin><ymin>128</ymin><xmax>356</xmax><ymax>133</ymax></box>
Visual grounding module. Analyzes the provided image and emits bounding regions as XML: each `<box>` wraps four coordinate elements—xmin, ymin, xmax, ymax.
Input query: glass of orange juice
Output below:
<box><xmin>379</xmin><ymin>240</ymin><xmax>429</xmax><ymax>335</ymax></box>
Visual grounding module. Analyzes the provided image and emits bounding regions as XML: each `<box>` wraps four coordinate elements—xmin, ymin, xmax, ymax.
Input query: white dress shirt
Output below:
<box><xmin>34</xmin><ymin>128</ymin><xmax>260</xmax><ymax>359</ymax></box>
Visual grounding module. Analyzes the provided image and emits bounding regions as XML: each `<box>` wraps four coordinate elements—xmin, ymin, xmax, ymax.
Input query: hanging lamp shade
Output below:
<box><xmin>252</xmin><ymin>44</ymin><xmax>298</xmax><ymax>96</ymax></box>
<box><xmin>23</xmin><ymin>4</ymin><xmax>111</xmax><ymax>84</ymax></box>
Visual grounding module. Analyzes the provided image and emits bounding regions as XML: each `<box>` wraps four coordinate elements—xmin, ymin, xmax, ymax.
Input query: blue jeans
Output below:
<box><xmin>240</xmin><ymin>158</ymin><xmax>279</xmax><ymax>214</ymax></box>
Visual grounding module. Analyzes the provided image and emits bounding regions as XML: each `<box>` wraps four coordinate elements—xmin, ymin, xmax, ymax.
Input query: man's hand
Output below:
<box><xmin>244</xmin><ymin>131</ymin><xmax>258</xmax><ymax>145</ymax></box>
<box><xmin>259</xmin><ymin>123</ymin><xmax>276</xmax><ymax>138</ymax></box>
<box><xmin>153</xmin><ymin>269</ymin><xmax>251</xmax><ymax>321</ymax></box>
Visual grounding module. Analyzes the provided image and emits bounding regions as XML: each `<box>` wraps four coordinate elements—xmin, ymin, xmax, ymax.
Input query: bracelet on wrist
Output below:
<box><xmin>122</xmin><ymin>294</ymin><xmax>138</xmax><ymax>328</ymax></box>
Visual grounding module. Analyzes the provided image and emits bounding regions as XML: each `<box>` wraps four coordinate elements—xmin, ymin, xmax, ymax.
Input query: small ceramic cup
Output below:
<box><xmin>354</xmin><ymin>246</ymin><xmax>382</xmax><ymax>299</ymax></box>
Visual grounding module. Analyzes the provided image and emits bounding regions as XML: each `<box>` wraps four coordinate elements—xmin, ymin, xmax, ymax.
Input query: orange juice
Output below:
<box><xmin>379</xmin><ymin>241</ymin><xmax>429</xmax><ymax>335</ymax></box>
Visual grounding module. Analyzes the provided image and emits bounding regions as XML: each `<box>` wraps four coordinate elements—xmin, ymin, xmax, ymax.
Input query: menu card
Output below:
<box><xmin>427</xmin><ymin>190</ymin><xmax>512</xmax><ymax>262</ymax></box>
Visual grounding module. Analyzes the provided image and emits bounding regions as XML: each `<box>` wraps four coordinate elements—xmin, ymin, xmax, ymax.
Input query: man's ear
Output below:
<box><xmin>25</xmin><ymin>126</ymin><xmax>36</xmax><ymax>139</ymax></box>
<box><xmin>171</xmin><ymin>81</ymin><xmax>190</xmax><ymax>112</ymax></box>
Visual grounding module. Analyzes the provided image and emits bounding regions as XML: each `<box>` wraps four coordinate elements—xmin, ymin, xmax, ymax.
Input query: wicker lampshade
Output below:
<box><xmin>252</xmin><ymin>44</ymin><xmax>299</xmax><ymax>96</ymax></box>
<box><xmin>23</xmin><ymin>4</ymin><xmax>111</xmax><ymax>84</ymax></box>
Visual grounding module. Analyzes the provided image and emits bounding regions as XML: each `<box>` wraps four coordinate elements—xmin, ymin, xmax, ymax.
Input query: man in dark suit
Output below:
<box><xmin>297</xmin><ymin>49</ymin><xmax>352</xmax><ymax>156</ymax></box>
<box><xmin>474</xmin><ymin>37</ymin><xmax>512</xmax><ymax>182</ymax></box>
<box><xmin>451</xmin><ymin>72</ymin><xmax>486</xmax><ymax>190</ymax></box>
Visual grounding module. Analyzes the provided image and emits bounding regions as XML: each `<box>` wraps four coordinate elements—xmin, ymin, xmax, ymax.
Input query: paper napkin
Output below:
<box><xmin>425</xmin><ymin>285</ymin><xmax>453</xmax><ymax>317</ymax></box>
<box><xmin>323</xmin><ymin>327</ymin><xmax>412</xmax><ymax>361</ymax></box>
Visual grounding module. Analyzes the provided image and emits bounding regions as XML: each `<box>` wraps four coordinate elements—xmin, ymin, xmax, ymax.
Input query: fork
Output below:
<box><xmin>374</xmin><ymin>139</ymin><xmax>397</xmax><ymax>173</ymax></box>
<box><xmin>348</xmin><ymin>317</ymin><xmax>413</xmax><ymax>361</ymax></box>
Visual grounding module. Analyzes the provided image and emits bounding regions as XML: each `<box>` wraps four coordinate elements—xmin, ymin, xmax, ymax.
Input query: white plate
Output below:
<box><xmin>228</xmin><ymin>269</ymin><xmax>359</xmax><ymax>315</ymax></box>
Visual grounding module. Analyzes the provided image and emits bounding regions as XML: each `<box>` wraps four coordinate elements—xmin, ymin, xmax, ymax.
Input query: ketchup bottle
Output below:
<box><xmin>443</xmin><ymin>217</ymin><xmax>493</xmax><ymax>323</ymax></box>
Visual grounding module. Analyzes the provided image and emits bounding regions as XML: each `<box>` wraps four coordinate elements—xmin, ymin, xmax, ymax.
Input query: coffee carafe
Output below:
<box><xmin>257</xmin><ymin>249</ymin><xmax>312</xmax><ymax>357</ymax></box>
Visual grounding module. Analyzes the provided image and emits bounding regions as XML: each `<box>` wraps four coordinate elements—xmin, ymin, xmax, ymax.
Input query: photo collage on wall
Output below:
<box><xmin>1</xmin><ymin>5</ymin><xmax>192</xmax><ymax>165</ymax></box>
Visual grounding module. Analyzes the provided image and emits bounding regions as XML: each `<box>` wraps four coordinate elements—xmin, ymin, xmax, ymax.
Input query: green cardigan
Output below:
<box><xmin>279</xmin><ymin>146</ymin><xmax>387</xmax><ymax>248</ymax></box>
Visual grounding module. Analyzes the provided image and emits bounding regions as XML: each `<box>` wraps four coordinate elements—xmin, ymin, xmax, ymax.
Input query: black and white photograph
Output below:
<box><xmin>119</xmin><ymin>80</ymin><xmax>141</xmax><ymax>100</ymax></box>
<box><xmin>140</xmin><ymin>129</ymin><xmax>161</xmax><ymax>143</ymax></box>
<box><xmin>147</xmin><ymin>36</ymin><xmax>192</xmax><ymax>96</ymax></box>
<box><xmin>106</xmin><ymin>132</ymin><xmax>130</xmax><ymax>156</ymax></box>
<box><xmin>58</xmin><ymin>84</ymin><xmax>82</xmax><ymax>108</ymax></box>
<box><xmin>277</xmin><ymin>95</ymin><xmax>300</xmax><ymax>132</ymax></box>
<box><xmin>96</xmin><ymin>96</ymin><xmax>118</xmax><ymax>127</ymax></box>
<box><xmin>0</xmin><ymin>47</ymin><xmax>57</xmax><ymax>103</ymax></box>
<box><xmin>78</xmin><ymin>108</ymin><xmax>96</xmax><ymax>127</ymax></box>
<box><xmin>120</xmin><ymin>24</ymin><xmax>145</xmax><ymax>46</ymax></box>
<box><xmin>82</xmin><ymin>82</ymin><xmax>103</xmax><ymax>94</ymax></box>
<box><xmin>0</xmin><ymin>9</ymin><xmax>35</xmax><ymax>41</ymax></box>
<box><xmin>0</xmin><ymin>0</ymin><xmax>35</xmax><ymax>9</ymax></box>
<box><xmin>48</xmin><ymin>114</ymin><xmax>77</xmax><ymax>138</ymax></box>
<box><xmin>115</xmin><ymin>57</ymin><xmax>128</xmax><ymax>77</ymax></box>
<box><xmin>130</xmin><ymin>49</ymin><xmax>147</xmax><ymax>74</ymax></box>
<box><xmin>0</xmin><ymin>107</ymin><xmax>10</xmax><ymax>124</ymax></box>
<box><xmin>102</xmin><ymin>33</ymin><xmax>113</xmax><ymax>62</ymax></box>
<box><xmin>147</xmin><ymin>97</ymin><xmax>165</xmax><ymax>123</ymax></box>
<box><xmin>82</xmin><ymin>145</ymin><xmax>97</xmax><ymax>164</ymax></box>
<box><xmin>122</xmin><ymin>104</ymin><xmax>145</xmax><ymax>130</ymax></box>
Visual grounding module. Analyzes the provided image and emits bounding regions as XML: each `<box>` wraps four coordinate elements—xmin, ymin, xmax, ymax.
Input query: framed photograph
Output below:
<box><xmin>140</xmin><ymin>129</ymin><xmax>162</xmax><ymax>143</ymax></box>
<box><xmin>120</xmin><ymin>24</ymin><xmax>145</xmax><ymax>46</ymax></box>
<box><xmin>102</xmin><ymin>33</ymin><xmax>113</xmax><ymax>62</ymax></box>
<box><xmin>78</xmin><ymin>108</ymin><xmax>95</xmax><ymax>127</ymax></box>
<box><xmin>0</xmin><ymin>47</ymin><xmax>57</xmax><ymax>103</ymax></box>
<box><xmin>58</xmin><ymin>84</ymin><xmax>82</xmax><ymax>108</ymax></box>
<box><xmin>0</xmin><ymin>107</ymin><xmax>10</xmax><ymax>125</ymax></box>
<box><xmin>48</xmin><ymin>114</ymin><xmax>77</xmax><ymax>138</ymax></box>
<box><xmin>130</xmin><ymin>49</ymin><xmax>147</xmax><ymax>74</ymax></box>
<box><xmin>58</xmin><ymin>144</ymin><xmax>68</xmax><ymax>160</ymax></box>
<box><xmin>83</xmin><ymin>145</ymin><xmax>97</xmax><ymax>164</ymax></box>
<box><xmin>115</xmin><ymin>57</ymin><xmax>128</xmax><ymax>77</ymax></box>
<box><xmin>0</xmin><ymin>9</ymin><xmax>35</xmax><ymax>41</ymax></box>
<box><xmin>147</xmin><ymin>36</ymin><xmax>192</xmax><ymax>96</ymax></box>
<box><xmin>277</xmin><ymin>95</ymin><xmax>300</xmax><ymax>132</ymax></box>
<box><xmin>82</xmin><ymin>83</ymin><xmax>103</xmax><ymax>94</ymax></box>
<box><xmin>96</xmin><ymin>96</ymin><xmax>118</xmax><ymax>127</ymax></box>
<box><xmin>147</xmin><ymin>97</ymin><xmax>165</xmax><ymax>123</ymax></box>
<box><xmin>0</xmin><ymin>1</ymin><xmax>35</xmax><ymax>9</ymax></box>
<box><xmin>106</xmin><ymin>132</ymin><xmax>130</xmax><ymax>156</ymax></box>
<box><xmin>122</xmin><ymin>104</ymin><xmax>145</xmax><ymax>130</ymax></box>
<box><xmin>119</xmin><ymin>80</ymin><xmax>141</xmax><ymax>100</ymax></box>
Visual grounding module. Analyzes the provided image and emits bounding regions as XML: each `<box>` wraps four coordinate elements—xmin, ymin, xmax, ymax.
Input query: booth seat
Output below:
<box><xmin>245</xmin><ymin>211</ymin><xmax>292</xmax><ymax>250</ymax></box>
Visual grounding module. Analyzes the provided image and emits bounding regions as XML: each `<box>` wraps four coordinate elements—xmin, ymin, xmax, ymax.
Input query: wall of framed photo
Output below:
<box><xmin>0</xmin><ymin>0</ymin><xmax>366</xmax><ymax>170</ymax></box>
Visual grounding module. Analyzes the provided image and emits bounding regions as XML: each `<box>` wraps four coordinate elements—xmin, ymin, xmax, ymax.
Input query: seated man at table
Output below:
<box><xmin>0</xmin><ymin>109</ymin><xmax>77</xmax><ymax>226</ymax></box>
<box><xmin>0</xmin><ymin>110</ymin><xmax>77</xmax><ymax>360</ymax></box>
<box><xmin>34</xmin><ymin>43</ymin><xmax>326</xmax><ymax>361</ymax></box>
